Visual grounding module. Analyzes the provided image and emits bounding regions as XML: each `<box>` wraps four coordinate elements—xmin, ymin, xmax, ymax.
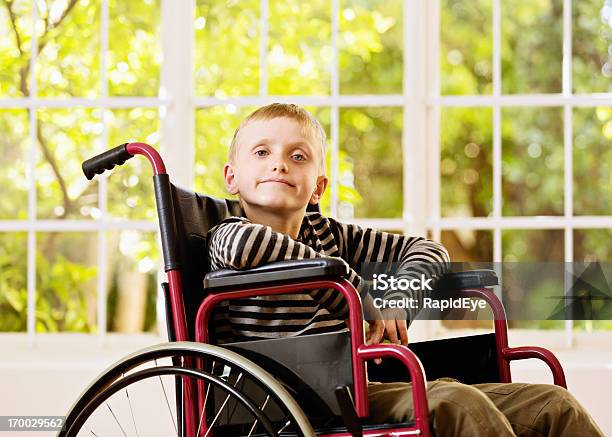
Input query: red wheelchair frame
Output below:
<box><xmin>81</xmin><ymin>142</ymin><xmax>567</xmax><ymax>437</ymax></box>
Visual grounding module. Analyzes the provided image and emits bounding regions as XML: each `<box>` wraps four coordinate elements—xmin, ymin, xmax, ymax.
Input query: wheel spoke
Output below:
<box><xmin>247</xmin><ymin>395</ymin><xmax>270</xmax><ymax>437</ymax></box>
<box><xmin>277</xmin><ymin>419</ymin><xmax>291</xmax><ymax>434</ymax></box>
<box><xmin>85</xmin><ymin>425</ymin><xmax>99</xmax><ymax>436</ymax></box>
<box><xmin>123</xmin><ymin>374</ymin><xmax>139</xmax><ymax>437</ymax></box>
<box><xmin>105</xmin><ymin>401</ymin><xmax>128</xmax><ymax>437</ymax></box>
<box><xmin>156</xmin><ymin>370</ymin><xmax>179</xmax><ymax>436</ymax></box>
<box><xmin>196</xmin><ymin>361</ymin><xmax>214</xmax><ymax>437</ymax></box>
<box><xmin>226</xmin><ymin>373</ymin><xmax>248</xmax><ymax>424</ymax></box>
<box><xmin>202</xmin><ymin>373</ymin><xmax>244</xmax><ymax>437</ymax></box>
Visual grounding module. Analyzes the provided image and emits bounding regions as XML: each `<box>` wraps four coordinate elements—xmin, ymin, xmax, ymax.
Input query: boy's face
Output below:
<box><xmin>224</xmin><ymin>117</ymin><xmax>328</xmax><ymax>215</ymax></box>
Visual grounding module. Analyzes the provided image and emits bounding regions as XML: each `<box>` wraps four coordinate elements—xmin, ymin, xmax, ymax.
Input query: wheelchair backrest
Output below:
<box><xmin>167</xmin><ymin>184</ymin><xmax>321</xmax><ymax>340</ymax></box>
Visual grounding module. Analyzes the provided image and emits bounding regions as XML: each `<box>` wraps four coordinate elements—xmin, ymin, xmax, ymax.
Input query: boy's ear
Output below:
<box><xmin>309</xmin><ymin>175</ymin><xmax>328</xmax><ymax>205</ymax></box>
<box><xmin>223</xmin><ymin>163</ymin><xmax>239</xmax><ymax>195</ymax></box>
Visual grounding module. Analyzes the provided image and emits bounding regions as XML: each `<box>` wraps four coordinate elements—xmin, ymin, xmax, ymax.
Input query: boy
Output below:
<box><xmin>207</xmin><ymin>103</ymin><xmax>603</xmax><ymax>436</ymax></box>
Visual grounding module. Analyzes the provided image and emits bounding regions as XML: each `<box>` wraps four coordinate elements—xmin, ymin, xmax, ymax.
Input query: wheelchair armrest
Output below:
<box><xmin>436</xmin><ymin>269</ymin><xmax>499</xmax><ymax>291</ymax></box>
<box><xmin>502</xmin><ymin>346</ymin><xmax>567</xmax><ymax>388</ymax></box>
<box><xmin>203</xmin><ymin>258</ymin><xmax>350</xmax><ymax>289</ymax></box>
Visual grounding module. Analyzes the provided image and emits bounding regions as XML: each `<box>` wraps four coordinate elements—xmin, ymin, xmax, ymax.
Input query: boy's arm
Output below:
<box><xmin>207</xmin><ymin>217</ymin><xmax>370</xmax><ymax>319</ymax></box>
<box><xmin>331</xmin><ymin>217</ymin><xmax>451</xmax><ymax>323</ymax></box>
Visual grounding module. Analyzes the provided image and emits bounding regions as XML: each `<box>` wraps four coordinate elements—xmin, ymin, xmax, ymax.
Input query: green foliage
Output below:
<box><xmin>108</xmin><ymin>0</ymin><xmax>160</xmax><ymax>96</ymax></box>
<box><xmin>441</xmin><ymin>0</ymin><xmax>493</xmax><ymax>95</ymax></box>
<box><xmin>339</xmin><ymin>107</ymin><xmax>403</xmax><ymax>218</ymax></box>
<box><xmin>1</xmin><ymin>0</ymin><xmax>610</xmax><ymax>333</ymax></box>
<box><xmin>501</xmin><ymin>107</ymin><xmax>564</xmax><ymax>216</ymax></box>
<box><xmin>0</xmin><ymin>233</ymin><xmax>27</xmax><ymax>331</ymax></box>
<box><xmin>36</xmin><ymin>0</ymin><xmax>101</xmax><ymax>98</ymax></box>
<box><xmin>0</xmin><ymin>110</ymin><xmax>28</xmax><ymax>219</ymax></box>
<box><xmin>194</xmin><ymin>0</ymin><xmax>260</xmax><ymax>96</ymax></box>
<box><xmin>35</xmin><ymin>249</ymin><xmax>97</xmax><ymax>333</ymax></box>
<box><xmin>268</xmin><ymin>0</ymin><xmax>331</xmax><ymax>95</ymax></box>
<box><xmin>339</xmin><ymin>0</ymin><xmax>403</xmax><ymax>94</ymax></box>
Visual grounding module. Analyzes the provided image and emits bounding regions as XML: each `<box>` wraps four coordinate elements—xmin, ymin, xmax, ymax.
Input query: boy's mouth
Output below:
<box><xmin>260</xmin><ymin>178</ymin><xmax>295</xmax><ymax>187</ymax></box>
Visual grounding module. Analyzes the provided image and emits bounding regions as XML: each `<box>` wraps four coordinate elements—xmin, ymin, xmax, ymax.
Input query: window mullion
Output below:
<box><xmin>492</xmin><ymin>0</ymin><xmax>502</xmax><ymax>274</ymax></box>
<box><xmin>27</xmin><ymin>0</ymin><xmax>39</xmax><ymax>342</ymax></box>
<box><xmin>563</xmin><ymin>0</ymin><xmax>575</xmax><ymax>346</ymax></box>
<box><xmin>160</xmin><ymin>0</ymin><xmax>193</xmax><ymax>188</ymax></box>
<box><xmin>426</xmin><ymin>0</ymin><xmax>441</xmax><ymax>242</ymax></box>
<box><xmin>331</xmin><ymin>0</ymin><xmax>339</xmax><ymax>217</ymax></box>
<box><xmin>97</xmin><ymin>0</ymin><xmax>110</xmax><ymax>341</ymax></box>
<box><xmin>403</xmin><ymin>0</ymin><xmax>427</xmax><ymax>237</ymax></box>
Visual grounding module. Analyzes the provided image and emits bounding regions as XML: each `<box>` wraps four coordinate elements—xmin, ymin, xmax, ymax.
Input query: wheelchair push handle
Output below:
<box><xmin>82</xmin><ymin>142</ymin><xmax>167</xmax><ymax>179</ymax></box>
<box><xmin>82</xmin><ymin>143</ymin><xmax>133</xmax><ymax>180</ymax></box>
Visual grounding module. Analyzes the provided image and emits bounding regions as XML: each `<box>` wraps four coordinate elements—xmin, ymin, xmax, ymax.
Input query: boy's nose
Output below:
<box><xmin>272</xmin><ymin>160</ymin><xmax>289</xmax><ymax>173</ymax></box>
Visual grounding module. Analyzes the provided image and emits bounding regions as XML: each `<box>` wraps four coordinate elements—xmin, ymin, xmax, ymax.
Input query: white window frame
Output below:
<box><xmin>2</xmin><ymin>0</ymin><xmax>611</xmax><ymax>349</ymax></box>
<box><xmin>425</xmin><ymin>0</ymin><xmax>612</xmax><ymax>346</ymax></box>
<box><xmin>0</xmin><ymin>0</ymin><xmax>163</xmax><ymax>344</ymax></box>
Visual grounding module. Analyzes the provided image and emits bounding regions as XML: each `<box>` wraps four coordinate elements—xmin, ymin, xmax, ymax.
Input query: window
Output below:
<box><xmin>1</xmin><ymin>0</ymin><xmax>610</xmax><ymax>341</ymax></box>
<box><xmin>435</xmin><ymin>0</ymin><xmax>612</xmax><ymax>335</ymax></box>
<box><xmin>0</xmin><ymin>0</ymin><xmax>161</xmax><ymax>335</ymax></box>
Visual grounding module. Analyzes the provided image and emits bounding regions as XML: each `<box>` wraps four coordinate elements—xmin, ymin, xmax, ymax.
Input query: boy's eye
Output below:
<box><xmin>292</xmin><ymin>153</ymin><xmax>306</xmax><ymax>161</ymax></box>
<box><xmin>255</xmin><ymin>150</ymin><xmax>268</xmax><ymax>157</ymax></box>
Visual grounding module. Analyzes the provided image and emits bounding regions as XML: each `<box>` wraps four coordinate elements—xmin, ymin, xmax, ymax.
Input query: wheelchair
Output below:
<box><xmin>60</xmin><ymin>142</ymin><xmax>568</xmax><ymax>437</ymax></box>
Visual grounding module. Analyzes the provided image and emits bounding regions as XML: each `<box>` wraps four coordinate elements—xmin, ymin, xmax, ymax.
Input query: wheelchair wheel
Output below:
<box><xmin>60</xmin><ymin>342</ymin><xmax>315</xmax><ymax>437</ymax></box>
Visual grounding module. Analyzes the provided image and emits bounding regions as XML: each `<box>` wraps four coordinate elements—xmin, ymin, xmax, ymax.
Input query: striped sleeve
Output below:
<box><xmin>329</xmin><ymin>218</ymin><xmax>451</xmax><ymax>322</ymax></box>
<box><xmin>207</xmin><ymin>217</ymin><xmax>369</xmax><ymax>319</ymax></box>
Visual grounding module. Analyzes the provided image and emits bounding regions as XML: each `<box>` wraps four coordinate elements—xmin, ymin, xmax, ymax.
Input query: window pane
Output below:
<box><xmin>573</xmin><ymin>1</ymin><xmax>612</xmax><ymax>93</ymax></box>
<box><xmin>106</xmin><ymin>231</ymin><xmax>159</xmax><ymax>333</ymax></box>
<box><xmin>0</xmin><ymin>232</ymin><xmax>27</xmax><ymax>332</ymax></box>
<box><xmin>573</xmin><ymin>107</ymin><xmax>612</xmax><ymax>215</ymax></box>
<box><xmin>574</xmin><ymin>229</ymin><xmax>612</xmax><ymax>262</ymax></box>
<box><xmin>36</xmin><ymin>232</ymin><xmax>98</xmax><ymax>332</ymax></box>
<box><xmin>194</xmin><ymin>0</ymin><xmax>259</xmax><ymax>96</ymax></box>
<box><xmin>441</xmin><ymin>0</ymin><xmax>492</xmax><ymax>95</ymax></box>
<box><xmin>109</xmin><ymin>0</ymin><xmax>160</xmax><ymax>96</ymax></box>
<box><xmin>194</xmin><ymin>105</ymin><xmax>255</xmax><ymax>197</ymax></box>
<box><xmin>0</xmin><ymin>110</ymin><xmax>28</xmax><ymax>219</ymax></box>
<box><xmin>36</xmin><ymin>0</ymin><xmax>101</xmax><ymax>98</ymax></box>
<box><xmin>36</xmin><ymin>108</ymin><xmax>102</xmax><ymax>220</ymax></box>
<box><xmin>574</xmin><ymin>229</ymin><xmax>612</xmax><ymax>331</ymax></box>
<box><xmin>339</xmin><ymin>107</ymin><xmax>402</xmax><ymax>219</ymax></box>
<box><xmin>441</xmin><ymin>107</ymin><xmax>493</xmax><ymax>218</ymax></box>
<box><xmin>107</xmin><ymin>108</ymin><xmax>158</xmax><ymax>220</ymax></box>
<box><xmin>502</xmin><ymin>107</ymin><xmax>563</xmax><ymax>216</ymax></box>
<box><xmin>502</xmin><ymin>229</ymin><xmax>564</xmax><ymax>329</ymax></box>
<box><xmin>441</xmin><ymin>229</ymin><xmax>493</xmax><ymax>262</ymax></box>
<box><xmin>268</xmin><ymin>0</ymin><xmax>331</xmax><ymax>95</ymax></box>
<box><xmin>501</xmin><ymin>0</ymin><xmax>562</xmax><ymax>94</ymax></box>
<box><xmin>339</xmin><ymin>0</ymin><xmax>402</xmax><ymax>94</ymax></box>
<box><xmin>0</xmin><ymin>0</ymin><xmax>31</xmax><ymax>97</ymax></box>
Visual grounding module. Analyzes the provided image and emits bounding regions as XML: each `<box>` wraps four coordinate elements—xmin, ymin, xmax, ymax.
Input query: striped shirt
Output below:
<box><xmin>207</xmin><ymin>212</ymin><xmax>450</xmax><ymax>343</ymax></box>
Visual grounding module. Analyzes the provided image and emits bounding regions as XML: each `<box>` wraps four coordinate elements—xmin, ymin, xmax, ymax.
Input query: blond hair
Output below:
<box><xmin>228</xmin><ymin>103</ymin><xmax>328</xmax><ymax>175</ymax></box>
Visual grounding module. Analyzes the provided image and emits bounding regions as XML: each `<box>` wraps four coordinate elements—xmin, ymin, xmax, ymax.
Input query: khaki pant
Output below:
<box><xmin>367</xmin><ymin>379</ymin><xmax>604</xmax><ymax>437</ymax></box>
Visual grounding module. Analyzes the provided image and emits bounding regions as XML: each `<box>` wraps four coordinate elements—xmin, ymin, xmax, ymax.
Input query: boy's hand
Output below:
<box><xmin>381</xmin><ymin>307</ymin><xmax>409</xmax><ymax>346</ymax></box>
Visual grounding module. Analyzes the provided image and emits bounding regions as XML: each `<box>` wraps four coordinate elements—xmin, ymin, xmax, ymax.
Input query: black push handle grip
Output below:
<box><xmin>82</xmin><ymin>143</ymin><xmax>133</xmax><ymax>180</ymax></box>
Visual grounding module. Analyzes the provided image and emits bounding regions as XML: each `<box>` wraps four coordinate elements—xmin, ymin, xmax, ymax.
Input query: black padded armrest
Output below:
<box><xmin>436</xmin><ymin>269</ymin><xmax>499</xmax><ymax>290</ymax></box>
<box><xmin>203</xmin><ymin>258</ymin><xmax>350</xmax><ymax>289</ymax></box>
